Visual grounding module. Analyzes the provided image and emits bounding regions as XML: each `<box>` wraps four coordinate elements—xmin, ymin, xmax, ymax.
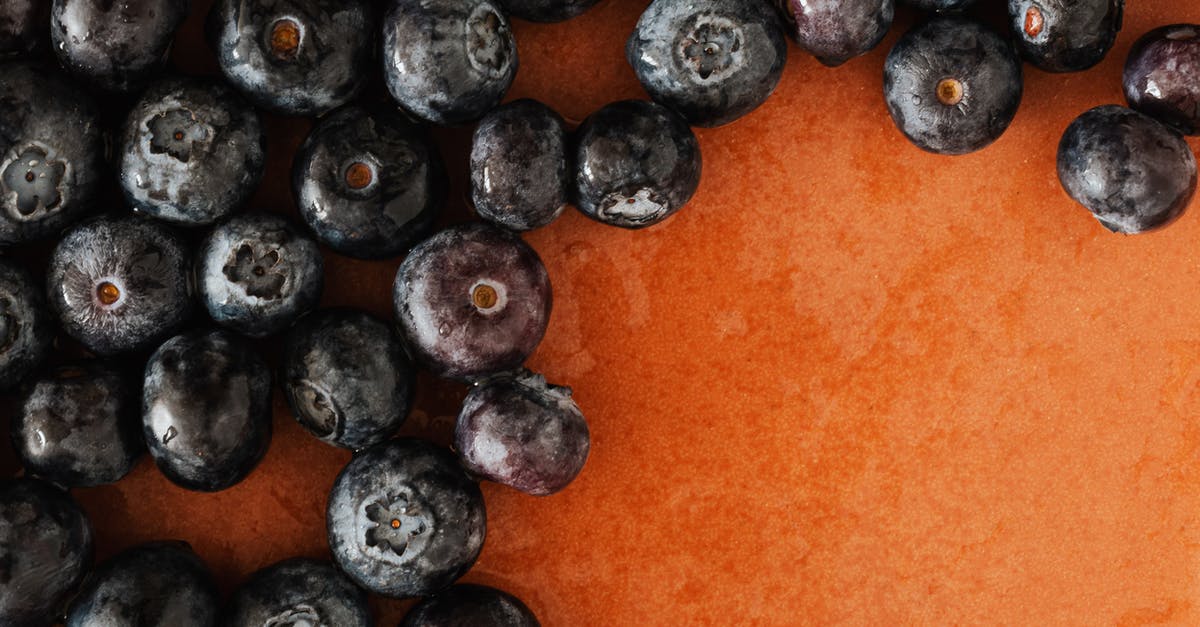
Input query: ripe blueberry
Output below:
<box><xmin>470</xmin><ymin>99</ymin><xmax>569</xmax><ymax>232</ymax></box>
<box><xmin>226</xmin><ymin>558</ymin><xmax>371</xmax><ymax>627</ymax></box>
<box><xmin>65</xmin><ymin>541</ymin><xmax>219</xmax><ymax>627</ymax></box>
<box><xmin>402</xmin><ymin>584</ymin><xmax>540</xmax><ymax>627</ymax></box>
<box><xmin>783</xmin><ymin>0</ymin><xmax>893</xmax><ymax>67</ymax></box>
<box><xmin>1008</xmin><ymin>0</ymin><xmax>1123</xmax><ymax>73</ymax></box>
<box><xmin>0</xmin><ymin>257</ymin><xmax>53</xmax><ymax>390</ymax></box>
<box><xmin>51</xmin><ymin>0</ymin><xmax>189</xmax><ymax>93</ymax></box>
<box><xmin>1123</xmin><ymin>24</ymin><xmax>1200</xmax><ymax>135</ymax></box>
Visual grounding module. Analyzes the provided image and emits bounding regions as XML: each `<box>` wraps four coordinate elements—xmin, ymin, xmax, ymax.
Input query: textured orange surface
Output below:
<box><xmin>23</xmin><ymin>0</ymin><xmax>1200</xmax><ymax>624</ymax></box>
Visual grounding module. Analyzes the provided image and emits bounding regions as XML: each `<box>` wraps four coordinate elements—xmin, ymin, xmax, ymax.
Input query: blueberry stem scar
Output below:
<box><xmin>270</xmin><ymin>19</ymin><xmax>301</xmax><ymax>60</ymax></box>
<box><xmin>96</xmin><ymin>282</ymin><xmax>120</xmax><ymax>306</ymax></box>
<box><xmin>472</xmin><ymin>283</ymin><xmax>498</xmax><ymax>309</ymax></box>
<box><xmin>937</xmin><ymin>78</ymin><xmax>964</xmax><ymax>106</ymax></box>
<box><xmin>1024</xmin><ymin>7</ymin><xmax>1044</xmax><ymax>38</ymax></box>
<box><xmin>344</xmin><ymin>162</ymin><xmax>373</xmax><ymax>189</ymax></box>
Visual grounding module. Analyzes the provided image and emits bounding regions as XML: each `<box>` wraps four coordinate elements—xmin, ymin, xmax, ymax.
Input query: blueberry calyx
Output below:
<box><xmin>2</xmin><ymin>145</ymin><xmax>66</xmax><ymax>217</ymax></box>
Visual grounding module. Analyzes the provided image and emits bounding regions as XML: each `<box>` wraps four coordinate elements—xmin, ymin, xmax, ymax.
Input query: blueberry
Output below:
<box><xmin>327</xmin><ymin>438</ymin><xmax>486</xmax><ymax>598</ymax></box>
<box><xmin>1123</xmin><ymin>24</ymin><xmax>1200</xmax><ymax>136</ymax></box>
<box><xmin>197</xmin><ymin>212</ymin><xmax>323</xmax><ymax>338</ymax></box>
<box><xmin>1008</xmin><ymin>0</ymin><xmax>1123</xmax><ymax>73</ymax></box>
<box><xmin>0</xmin><ymin>1</ymin><xmax>49</xmax><ymax>58</ymax></box>
<box><xmin>12</xmin><ymin>362</ymin><xmax>143</xmax><ymax>488</ymax></box>
<box><xmin>65</xmin><ymin>541</ymin><xmax>218</xmax><ymax>627</ymax></box>
<box><xmin>382</xmin><ymin>0</ymin><xmax>518</xmax><ymax>125</ymax></box>
<box><xmin>47</xmin><ymin>214</ymin><xmax>193</xmax><ymax>356</ymax></box>
<box><xmin>497</xmin><ymin>0</ymin><xmax>598</xmax><ymax>23</ymax></box>
<box><xmin>573</xmin><ymin>100</ymin><xmax>702</xmax><ymax>227</ymax></box>
<box><xmin>0</xmin><ymin>61</ymin><xmax>105</xmax><ymax>246</ymax></box>
<box><xmin>207</xmin><ymin>0</ymin><xmax>373</xmax><ymax>116</ymax></box>
<box><xmin>1057</xmin><ymin>105</ymin><xmax>1197</xmax><ymax>234</ymax></box>
<box><xmin>627</xmin><ymin>0</ymin><xmax>786</xmax><ymax>126</ymax></box>
<box><xmin>119</xmin><ymin>77</ymin><xmax>266</xmax><ymax>227</ymax></box>
<box><xmin>900</xmin><ymin>0</ymin><xmax>977</xmax><ymax>11</ymax></box>
<box><xmin>393</xmin><ymin>223</ymin><xmax>551</xmax><ymax>381</ymax></box>
<box><xmin>455</xmin><ymin>370</ymin><xmax>589</xmax><ymax>496</ymax></box>
<box><xmin>0</xmin><ymin>257</ymin><xmax>53</xmax><ymax>390</ymax></box>
<box><xmin>282</xmin><ymin>308</ymin><xmax>415</xmax><ymax>451</ymax></box>
<box><xmin>883</xmin><ymin>18</ymin><xmax>1023</xmax><ymax>155</ymax></box>
<box><xmin>292</xmin><ymin>105</ymin><xmax>446</xmax><ymax>259</ymax></box>
<box><xmin>51</xmin><ymin>0</ymin><xmax>189</xmax><ymax>93</ymax></box>
<box><xmin>470</xmin><ymin>99</ymin><xmax>569</xmax><ymax>232</ymax></box>
<box><xmin>0</xmin><ymin>478</ymin><xmax>93</xmax><ymax>627</ymax></box>
<box><xmin>782</xmin><ymin>0</ymin><xmax>892</xmax><ymax>67</ymax></box>
<box><xmin>401</xmin><ymin>584</ymin><xmax>540</xmax><ymax>627</ymax></box>
<box><xmin>225</xmin><ymin>558</ymin><xmax>370</xmax><ymax>627</ymax></box>
<box><xmin>142</xmin><ymin>329</ymin><xmax>272</xmax><ymax>491</ymax></box>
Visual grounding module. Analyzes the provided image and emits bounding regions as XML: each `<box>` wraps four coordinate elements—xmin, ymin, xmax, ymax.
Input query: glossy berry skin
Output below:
<box><xmin>1123</xmin><ymin>24</ymin><xmax>1200</xmax><ymax>136</ymax></box>
<box><xmin>0</xmin><ymin>478</ymin><xmax>93</xmax><ymax>627</ymax></box>
<box><xmin>198</xmin><ymin>212</ymin><xmax>323</xmax><ymax>338</ymax></box>
<box><xmin>12</xmin><ymin>362</ymin><xmax>143</xmax><ymax>488</ymax></box>
<box><xmin>402</xmin><ymin>584</ymin><xmax>540</xmax><ymax>627</ymax></box>
<box><xmin>574</xmin><ymin>100</ymin><xmax>702</xmax><ymax>228</ymax></box>
<box><xmin>470</xmin><ymin>99</ymin><xmax>569</xmax><ymax>231</ymax></box>
<box><xmin>47</xmin><ymin>214</ymin><xmax>193</xmax><ymax>356</ymax></box>
<box><xmin>226</xmin><ymin>558</ymin><xmax>370</xmax><ymax>627</ymax></box>
<box><xmin>883</xmin><ymin>18</ymin><xmax>1023</xmax><ymax>155</ymax></box>
<box><xmin>65</xmin><ymin>542</ymin><xmax>218</xmax><ymax>627</ymax></box>
<box><xmin>382</xmin><ymin>0</ymin><xmax>518</xmax><ymax>125</ymax></box>
<box><xmin>0</xmin><ymin>1</ymin><xmax>49</xmax><ymax>58</ymax></box>
<box><xmin>0</xmin><ymin>258</ymin><xmax>53</xmax><ymax>390</ymax></box>
<box><xmin>1008</xmin><ymin>0</ymin><xmax>1123</xmax><ymax>73</ymax></box>
<box><xmin>627</xmin><ymin>0</ymin><xmax>786</xmax><ymax>127</ymax></box>
<box><xmin>393</xmin><ymin>223</ymin><xmax>552</xmax><ymax>381</ymax></box>
<box><xmin>900</xmin><ymin>0</ymin><xmax>976</xmax><ymax>11</ymax></box>
<box><xmin>499</xmin><ymin>0</ymin><xmax>597</xmax><ymax>22</ymax></box>
<box><xmin>0</xmin><ymin>61</ymin><xmax>104</xmax><ymax>246</ymax></box>
<box><xmin>119</xmin><ymin>77</ymin><xmax>266</xmax><ymax>226</ymax></box>
<box><xmin>142</xmin><ymin>329</ymin><xmax>273</xmax><ymax>492</ymax></box>
<box><xmin>456</xmin><ymin>370</ymin><xmax>589</xmax><ymax>496</ymax></box>
<box><xmin>282</xmin><ymin>309</ymin><xmax>415</xmax><ymax>451</ymax></box>
<box><xmin>784</xmin><ymin>0</ymin><xmax>893</xmax><ymax>67</ymax></box>
<box><xmin>51</xmin><ymin>0</ymin><xmax>189</xmax><ymax>93</ymax></box>
<box><xmin>207</xmin><ymin>0</ymin><xmax>373</xmax><ymax>116</ymax></box>
<box><xmin>293</xmin><ymin>105</ymin><xmax>445</xmax><ymax>259</ymax></box>
<box><xmin>1057</xmin><ymin>105</ymin><xmax>1197</xmax><ymax>234</ymax></box>
<box><xmin>327</xmin><ymin>438</ymin><xmax>486</xmax><ymax>598</ymax></box>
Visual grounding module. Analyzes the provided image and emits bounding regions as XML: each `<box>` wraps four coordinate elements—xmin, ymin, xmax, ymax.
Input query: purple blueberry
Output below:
<box><xmin>784</xmin><ymin>0</ymin><xmax>893</xmax><ymax>67</ymax></box>
<box><xmin>498</xmin><ymin>0</ymin><xmax>598</xmax><ymax>22</ymax></box>
<box><xmin>65</xmin><ymin>542</ymin><xmax>218</xmax><ymax>627</ymax></box>
<box><xmin>51</xmin><ymin>0</ymin><xmax>190</xmax><ymax>93</ymax></box>
<box><xmin>1009</xmin><ymin>0</ymin><xmax>1123</xmax><ymax>73</ymax></box>
<box><xmin>0</xmin><ymin>1</ymin><xmax>49</xmax><ymax>58</ymax></box>
<box><xmin>402</xmin><ymin>584</ymin><xmax>540</xmax><ymax>627</ymax></box>
<box><xmin>0</xmin><ymin>257</ymin><xmax>53</xmax><ymax>390</ymax></box>
<box><xmin>470</xmin><ymin>99</ymin><xmax>569</xmax><ymax>232</ymax></box>
<box><xmin>1124</xmin><ymin>24</ymin><xmax>1200</xmax><ymax>135</ymax></box>
<box><xmin>226</xmin><ymin>558</ymin><xmax>370</xmax><ymax>627</ymax></box>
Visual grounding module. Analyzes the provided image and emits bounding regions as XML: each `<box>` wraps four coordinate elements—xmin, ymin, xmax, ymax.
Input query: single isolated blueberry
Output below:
<box><xmin>12</xmin><ymin>362</ymin><xmax>143</xmax><ymax>488</ymax></box>
<box><xmin>393</xmin><ymin>223</ymin><xmax>552</xmax><ymax>381</ymax></box>
<box><xmin>65</xmin><ymin>541</ymin><xmax>219</xmax><ymax>627</ymax></box>
<box><xmin>1057</xmin><ymin>105</ymin><xmax>1197</xmax><ymax>234</ymax></box>
<box><xmin>327</xmin><ymin>439</ymin><xmax>487</xmax><ymax>598</ymax></box>
<box><xmin>883</xmin><ymin>18</ymin><xmax>1023</xmax><ymax>155</ymax></box>
<box><xmin>402</xmin><ymin>584</ymin><xmax>540</xmax><ymax>627</ymax></box>
<box><xmin>1008</xmin><ymin>0</ymin><xmax>1123</xmax><ymax>73</ymax></box>
<box><xmin>120</xmin><ymin>77</ymin><xmax>266</xmax><ymax>226</ymax></box>
<box><xmin>198</xmin><ymin>212</ymin><xmax>324</xmax><ymax>338</ymax></box>
<box><xmin>382</xmin><ymin>0</ymin><xmax>518</xmax><ymax>125</ymax></box>
<box><xmin>293</xmin><ymin>105</ymin><xmax>446</xmax><ymax>259</ymax></box>
<box><xmin>0</xmin><ymin>1</ymin><xmax>50</xmax><ymax>58</ymax></box>
<box><xmin>783</xmin><ymin>0</ymin><xmax>893</xmax><ymax>67</ymax></box>
<box><xmin>51</xmin><ymin>0</ymin><xmax>190</xmax><ymax>93</ymax></box>
<box><xmin>207</xmin><ymin>0</ymin><xmax>373</xmax><ymax>116</ymax></box>
<box><xmin>627</xmin><ymin>0</ymin><xmax>786</xmax><ymax>126</ymax></box>
<box><xmin>573</xmin><ymin>100</ymin><xmax>702</xmax><ymax>228</ymax></box>
<box><xmin>470</xmin><ymin>99</ymin><xmax>570</xmax><ymax>231</ymax></box>
<box><xmin>498</xmin><ymin>0</ymin><xmax>598</xmax><ymax>23</ymax></box>
<box><xmin>456</xmin><ymin>370</ymin><xmax>590</xmax><ymax>496</ymax></box>
<box><xmin>0</xmin><ymin>478</ymin><xmax>93</xmax><ymax>627</ymax></box>
<box><xmin>1124</xmin><ymin>24</ymin><xmax>1200</xmax><ymax>135</ymax></box>
<box><xmin>225</xmin><ymin>558</ymin><xmax>371</xmax><ymax>627</ymax></box>
<box><xmin>900</xmin><ymin>0</ymin><xmax>977</xmax><ymax>11</ymax></box>
<box><xmin>0</xmin><ymin>257</ymin><xmax>53</xmax><ymax>390</ymax></box>
<box><xmin>47</xmin><ymin>214</ymin><xmax>193</xmax><ymax>356</ymax></box>
<box><xmin>282</xmin><ymin>308</ymin><xmax>415</xmax><ymax>451</ymax></box>
<box><xmin>0</xmin><ymin>61</ymin><xmax>105</xmax><ymax>246</ymax></box>
<box><xmin>142</xmin><ymin>329</ymin><xmax>273</xmax><ymax>491</ymax></box>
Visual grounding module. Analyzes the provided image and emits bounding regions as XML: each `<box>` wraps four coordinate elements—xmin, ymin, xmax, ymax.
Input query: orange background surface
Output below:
<box><xmin>6</xmin><ymin>0</ymin><xmax>1200</xmax><ymax>624</ymax></box>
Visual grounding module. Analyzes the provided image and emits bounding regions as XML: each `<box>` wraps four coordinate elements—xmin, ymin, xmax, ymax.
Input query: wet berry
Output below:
<box><xmin>0</xmin><ymin>257</ymin><xmax>53</xmax><ymax>390</ymax></box>
<box><xmin>784</xmin><ymin>0</ymin><xmax>893</xmax><ymax>67</ymax></box>
<box><xmin>51</xmin><ymin>0</ymin><xmax>189</xmax><ymax>93</ymax></box>
<box><xmin>65</xmin><ymin>542</ymin><xmax>219</xmax><ymax>627</ymax></box>
<box><xmin>470</xmin><ymin>99</ymin><xmax>569</xmax><ymax>231</ymax></box>
<box><xmin>226</xmin><ymin>558</ymin><xmax>370</xmax><ymax>627</ymax></box>
<box><xmin>1124</xmin><ymin>23</ymin><xmax>1200</xmax><ymax>135</ymax></box>
<box><xmin>1008</xmin><ymin>0</ymin><xmax>1123</xmax><ymax>73</ymax></box>
<box><xmin>402</xmin><ymin>584</ymin><xmax>540</xmax><ymax>627</ymax></box>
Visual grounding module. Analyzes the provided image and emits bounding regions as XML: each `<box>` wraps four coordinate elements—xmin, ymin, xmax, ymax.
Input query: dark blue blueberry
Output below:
<box><xmin>456</xmin><ymin>370</ymin><xmax>589</xmax><ymax>496</ymax></box>
<box><xmin>142</xmin><ymin>329</ymin><xmax>273</xmax><ymax>491</ymax></box>
<box><xmin>900</xmin><ymin>0</ymin><xmax>977</xmax><ymax>11</ymax></box>
<box><xmin>51</xmin><ymin>0</ymin><xmax>189</xmax><ymax>93</ymax></box>
<box><xmin>0</xmin><ymin>61</ymin><xmax>104</xmax><ymax>246</ymax></box>
<box><xmin>470</xmin><ymin>99</ymin><xmax>569</xmax><ymax>232</ymax></box>
<box><xmin>0</xmin><ymin>477</ymin><xmax>93</xmax><ymax>627</ymax></box>
<box><xmin>65</xmin><ymin>541</ymin><xmax>218</xmax><ymax>627</ymax></box>
<box><xmin>197</xmin><ymin>212</ymin><xmax>323</xmax><ymax>338</ymax></box>
<box><xmin>883</xmin><ymin>18</ymin><xmax>1023</xmax><ymax>155</ymax></box>
<box><xmin>327</xmin><ymin>438</ymin><xmax>486</xmax><ymax>598</ymax></box>
<box><xmin>1123</xmin><ymin>24</ymin><xmax>1200</xmax><ymax>136</ymax></box>
<box><xmin>282</xmin><ymin>308</ymin><xmax>415</xmax><ymax>451</ymax></box>
<box><xmin>1009</xmin><ymin>0</ymin><xmax>1123</xmax><ymax>73</ymax></box>
<box><xmin>0</xmin><ymin>1</ymin><xmax>49</xmax><ymax>58</ymax></box>
<box><xmin>1057</xmin><ymin>105</ymin><xmax>1197</xmax><ymax>234</ymax></box>
<box><xmin>498</xmin><ymin>0</ymin><xmax>597</xmax><ymax>23</ymax></box>
<box><xmin>119</xmin><ymin>77</ymin><xmax>266</xmax><ymax>227</ymax></box>
<box><xmin>393</xmin><ymin>223</ymin><xmax>551</xmax><ymax>381</ymax></box>
<box><xmin>627</xmin><ymin>0</ymin><xmax>786</xmax><ymax>126</ymax></box>
<box><xmin>47</xmin><ymin>214</ymin><xmax>193</xmax><ymax>356</ymax></box>
<box><xmin>207</xmin><ymin>0</ymin><xmax>373</xmax><ymax>116</ymax></box>
<box><xmin>225</xmin><ymin>558</ymin><xmax>370</xmax><ymax>627</ymax></box>
<box><xmin>12</xmin><ymin>362</ymin><xmax>143</xmax><ymax>488</ymax></box>
<box><xmin>0</xmin><ymin>257</ymin><xmax>53</xmax><ymax>390</ymax></box>
<box><xmin>382</xmin><ymin>0</ymin><xmax>518</xmax><ymax>125</ymax></box>
<box><xmin>402</xmin><ymin>584</ymin><xmax>540</xmax><ymax>627</ymax></box>
<box><xmin>292</xmin><ymin>105</ymin><xmax>445</xmax><ymax>259</ymax></box>
<box><xmin>782</xmin><ymin>0</ymin><xmax>892</xmax><ymax>67</ymax></box>
<box><xmin>573</xmin><ymin>100</ymin><xmax>702</xmax><ymax>228</ymax></box>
